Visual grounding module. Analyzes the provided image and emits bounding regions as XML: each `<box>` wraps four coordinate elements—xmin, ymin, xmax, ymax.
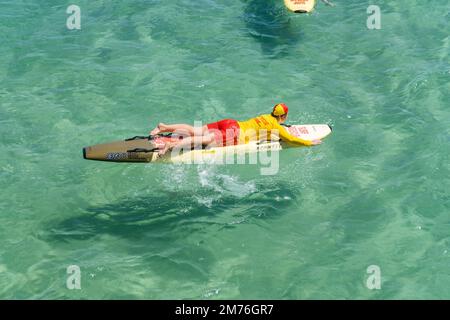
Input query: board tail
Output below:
<box><xmin>83</xmin><ymin>135</ymin><xmax>166</xmax><ymax>162</ymax></box>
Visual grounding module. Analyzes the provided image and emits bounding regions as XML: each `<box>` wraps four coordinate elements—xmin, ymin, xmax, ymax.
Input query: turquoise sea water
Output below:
<box><xmin>0</xmin><ymin>0</ymin><xmax>449</xmax><ymax>299</ymax></box>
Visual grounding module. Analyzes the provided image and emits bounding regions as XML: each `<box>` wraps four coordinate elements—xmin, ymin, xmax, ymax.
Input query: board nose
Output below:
<box><xmin>83</xmin><ymin>147</ymin><xmax>87</xmax><ymax>159</ymax></box>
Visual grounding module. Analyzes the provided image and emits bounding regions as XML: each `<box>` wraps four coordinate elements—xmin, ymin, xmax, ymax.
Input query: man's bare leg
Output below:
<box><xmin>151</xmin><ymin>123</ymin><xmax>208</xmax><ymax>136</ymax></box>
<box><xmin>158</xmin><ymin>133</ymin><xmax>215</xmax><ymax>155</ymax></box>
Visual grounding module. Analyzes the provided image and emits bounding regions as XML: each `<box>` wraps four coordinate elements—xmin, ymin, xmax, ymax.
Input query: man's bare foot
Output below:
<box><xmin>150</xmin><ymin>123</ymin><xmax>167</xmax><ymax>136</ymax></box>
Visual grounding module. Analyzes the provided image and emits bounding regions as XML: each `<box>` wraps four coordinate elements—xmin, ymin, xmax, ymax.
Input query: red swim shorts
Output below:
<box><xmin>206</xmin><ymin>119</ymin><xmax>240</xmax><ymax>146</ymax></box>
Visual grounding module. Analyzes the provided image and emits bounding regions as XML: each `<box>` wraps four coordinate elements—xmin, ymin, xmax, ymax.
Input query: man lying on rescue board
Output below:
<box><xmin>150</xmin><ymin>103</ymin><xmax>322</xmax><ymax>155</ymax></box>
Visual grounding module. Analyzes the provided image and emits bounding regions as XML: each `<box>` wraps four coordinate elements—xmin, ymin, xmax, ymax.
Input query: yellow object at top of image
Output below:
<box><xmin>283</xmin><ymin>0</ymin><xmax>316</xmax><ymax>13</ymax></box>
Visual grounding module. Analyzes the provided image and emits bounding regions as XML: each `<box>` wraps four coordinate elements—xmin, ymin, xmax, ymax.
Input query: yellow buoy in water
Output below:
<box><xmin>284</xmin><ymin>0</ymin><xmax>316</xmax><ymax>13</ymax></box>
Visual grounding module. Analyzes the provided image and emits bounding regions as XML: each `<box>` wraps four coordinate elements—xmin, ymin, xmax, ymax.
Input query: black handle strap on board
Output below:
<box><xmin>127</xmin><ymin>148</ymin><xmax>159</xmax><ymax>153</ymax></box>
<box><xmin>125</xmin><ymin>133</ymin><xmax>173</xmax><ymax>142</ymax></box>
<box><xmin>125</xmin><ymin>136</ymin><xmax>150</xmax><ymax>141</ymax></box>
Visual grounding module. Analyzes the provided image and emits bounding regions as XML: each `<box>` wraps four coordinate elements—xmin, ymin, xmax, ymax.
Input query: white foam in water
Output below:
<box><xmin>197</xmin><ymin>166</ymin><xmax>222</xmax><ymax>192</ymax></box>
<box><xmin>195</xmin><ymin>166</ymin><xmax>228</xmax><ymax>207</ymax></box>
<box><xmin>156</xmin><ymin>165</ymin><xmax>257</xmax><ymax>207</ymax></box>
<box><xmin>195</xmin><ymin>165</ymin><xmax>257</xmax><ymax>206</ymax></box>
<box><xmin>202</xmin><ymin>288</ymin><xmax>220</xmax><ymax>298</ymax></box>
<box><xmin>197</xmin><ymin>166</ymin><xmax>257</xmax><ymax>196</ymax></box>
<box><xmin>194</xmin><ymin>195</ymin><xmax>215</xmax><ymax>208</ymax></box>
<box><xmin>217</xmin><ymin>173</ymin><xmax>257</xmax><ymax>197</ymax></box>
<box><xmin>158</xmin><ymin>165</ymin><xmax>190</xmax><ymax>192</ymax></box>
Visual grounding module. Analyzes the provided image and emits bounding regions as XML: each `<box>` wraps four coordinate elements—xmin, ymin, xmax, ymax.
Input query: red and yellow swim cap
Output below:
<box><xmin>272</xmin><ymin>103</ymin><xmax>289</xmax><ymax>116</ymax></box>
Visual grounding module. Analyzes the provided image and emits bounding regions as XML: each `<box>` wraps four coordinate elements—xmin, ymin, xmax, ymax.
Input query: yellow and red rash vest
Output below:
<box><xmin>237</xmin><ymin>114</ymin><xmax>312</xmax><ymax>146</ymax></box>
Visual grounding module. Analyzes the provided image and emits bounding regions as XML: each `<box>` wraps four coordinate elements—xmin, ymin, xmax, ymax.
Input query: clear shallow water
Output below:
<box><xmin>0</xmin><ymin>0</ymin><xmax>449</xmax><ymax>299</ymax></box>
